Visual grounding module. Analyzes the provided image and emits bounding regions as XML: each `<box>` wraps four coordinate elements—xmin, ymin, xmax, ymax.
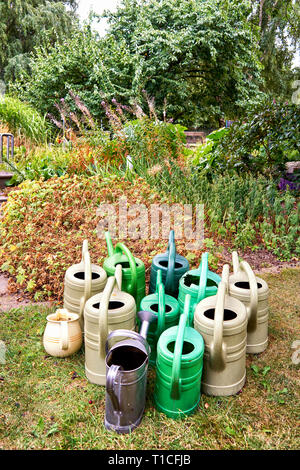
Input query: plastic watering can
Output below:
<box><xmin>63</xmin><ymin>239</ymin><xmax>107</xmax><ymax>330</ymax></box>
<box><xmin>178</xmin><ymin>252</ymin><xmax>221</xmax><ymax>323</ymax></box>
<box><xmin>149</xmin><ymin>230</ymin><xmax>189</xmax><ymax>298</ymax></box>
<box><xmin>105</xmin><ymin>310</ymin><xmax>155</xmax><ymax>434</ymax></box>
<box><xmin>103</xmin><ymin>231</ymin><xmax>145</xmax><ymax>310</ymax></box>
<box><xmin>229</xmin><ymin>251</ymin><xmax>269</xmax><ymax>353</ymax></box>
<box><xmin>140</xmin><ymin>270</ymin><xmax>180</xmax><ymax>365</ymax></box>
<box><xmin>194</xmin><ymin>264</ymin><xmax>247</xmax><ymax>396</ymax></box>
<box><xmin>154</xmin><ymin>294</ymin><xmax>205</xmax><ymax>419</ymax></box>
<box><xmin>84</xmin><ymin>265</ymin><xmax>136</xmax><ymax>385</ymax></box>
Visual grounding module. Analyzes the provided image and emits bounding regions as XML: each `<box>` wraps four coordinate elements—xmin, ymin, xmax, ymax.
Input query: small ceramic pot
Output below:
<box><xmin>43</xmin><ymin>309</ymin><xmax>82</xmax><ymax>358</ymax></box>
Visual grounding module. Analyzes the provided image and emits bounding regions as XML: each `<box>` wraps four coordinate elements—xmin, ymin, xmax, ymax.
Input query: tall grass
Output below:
<box><xmin>0</xmin><ymin>96</ymin><xmax>49</xmax><ymax>144</ymax></box>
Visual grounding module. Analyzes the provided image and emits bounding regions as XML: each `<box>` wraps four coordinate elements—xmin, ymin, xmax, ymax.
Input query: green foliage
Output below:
<box><xmin>6</xmin><ymin>145</ymin><xmax>70</xmax><ymax>185</ymax></box>
<box><xmin>129</xmin><ymin>159</ymin><xmax>299</xmax><ymax>260</ymax></box>
<box><xmin>13</xmin><ymin>0</ymin><xmax>265</xmax><ymax>127</ymax></box>
<box><xmin>249</xmin><ymin>0</ymin><xmax>300</xmax><ymax>100</ymax></box>
<box><xmin>193</xmin><ymin>101</ymin><xmax>300</xmax><ymax>177</ymax></box>
<box><xmin>191</xmin><ymin>127</ymin><xmax>229</xmax><ymax>168</ymax></box>
<box><xmin>0</xmin><ymin>0</ymin><xmax>78</xmax><ymax>81</ymax></box>
<box><xmin>0</xmin><ymin>96</ymin><xmax>49</xmax><ymax>143</ymax></box>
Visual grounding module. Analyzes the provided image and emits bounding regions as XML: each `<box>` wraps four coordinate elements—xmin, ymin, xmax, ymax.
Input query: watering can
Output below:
<box><xmin>105</xmin><ymin>310</ymin><xmax>155</xmax><ymax>434</ymax></box>
<box><xmin>43</xmin><ymin>308</ymin><xmax>82</xmax><ymax>358</ymax></box>
<box><xmin>228</xmin><ymin>252</ymin><xmax>269</xmax><ymax>353</ymax></box>
<box><xmin>194</xmin><ymin>264</ymin><xmax>247</xmax><ymax>396</ymax></box>
<box><xmin>103</xmin><ymin>231</ymin><xmax>145</xmax><ymax>310</ymax></box>
<box><xmin>140</xmin><ymin>270</ymin><xmax>180</xmax><ymax>365</ymax></box>
<box><xmin>63</xmin><ymin>240</ymin><xmax>107</xmax><ymax>330</ymax></box>
<box><xmin>84</xmin><ymin>265</ymin><xmax>136</xmax><ymax>385</ymax></box>
<box><xmin>178</xmin><ymin>252</ymin><xmax>221</xmax><ymax>323</ymax></box>
<box><xmin>154</xmin><ymin>294</ymin><xmax>205</xmax><ymax>419</ymax></box>
<box><xmin>149</xmin><ymin>230</ymin><xmax>189</xmax><ymax>298</ymax></box>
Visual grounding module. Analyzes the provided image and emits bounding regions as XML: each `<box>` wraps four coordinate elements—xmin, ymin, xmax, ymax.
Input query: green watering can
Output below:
<box><xmin>178</xmin><ymin>252</ymin><xmax>221</xmax><ymax>323</ymax></box>
<box><xmin>140</xmin><ymin>270</ymin><xmax>180</xmax><ymax>365</ymax></box>
<box><xmin>149</xmin><ymin>230</ymin><xmax>189</xmax><ymax>298</ymax></box>
<box><xmin>154</xmin><ymin>294</ymin><xmax>205</xmax><ymax>419</ymax></box>
<box><xmin>103</xmin><ymin>231</ymin><xmax>146</xmax><ymax>310</ymax></box>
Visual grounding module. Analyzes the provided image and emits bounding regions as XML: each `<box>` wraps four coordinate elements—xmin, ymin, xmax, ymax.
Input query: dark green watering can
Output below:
<box><xmin>103</xmin><ymin>232</ymin><xmax>146</xmax><ymax>310</ymax></box>
<box><xmin>154</xmin><ymin>294</ymin><xmax>204</xmax><ymax>419</ymax></box>
<box><xmin>149</xmin><ymin>230</ymin><xmax>189</xmax><ymax>298</ymax></box>
<box><xmin>140</xmin><ymin>270</ymin><xmax>180</xmax><ymax>365</ymax></box>
<box><xmin>178</xmin><ymin>252</ymin><xmax>221</xmax><ymax>324</ymax></box>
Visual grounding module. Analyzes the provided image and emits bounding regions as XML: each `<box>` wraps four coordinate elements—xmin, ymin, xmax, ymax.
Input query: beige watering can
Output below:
<box><xmin>84</xmin><ymin>265</ymin><xmax>136</xmax><ymax>385</ymax></box>
<box><xmin>43</xmin><ymin>308</ymin><xmax>82</xmax><ymax>358</ymax></box>
<box><xmin>194</xmin><ymin>265</ymin><xmax>248</xmax><ymax>396</ymax></box>
<box><xmin>63</xmin><ymin>240</ymin><xmax>107</xmax><ymax>330</ymax></box>
<box><xmin>229</xmin><ymin>252</ymin><xmax>269</xmax><ymax>353</ymax></box>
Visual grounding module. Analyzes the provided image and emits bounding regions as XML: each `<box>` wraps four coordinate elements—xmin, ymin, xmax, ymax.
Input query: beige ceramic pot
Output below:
<box><xmin>43</xmin><ymin>308</ymin><xmax>82</xmax><ymax>358</ymax></box>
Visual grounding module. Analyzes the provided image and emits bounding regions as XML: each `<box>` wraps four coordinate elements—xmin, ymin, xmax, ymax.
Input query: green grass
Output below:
<box><xmin>0</xmin><ymin>269</ymin><xmax>299</xmax><ymax>450</ymax></box>
<box><xmin>0</xmin><ymin>96</ymin><xmax>49</xmax><ymax>144</ymax></box>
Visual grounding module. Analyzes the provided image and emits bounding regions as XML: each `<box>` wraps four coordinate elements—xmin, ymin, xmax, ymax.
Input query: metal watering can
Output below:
<box><xmin>149</xmin><ymin>230</ymin><xmax>189</xmax><ymax>298</ymax></box>
<box><xmin>140</xmin><ymin>270</ymin><xmax>180</xmax><ymax>366</ymax></box>
<box><xmin>63</xmin><ymin>240</ymin><xmax>107</xmax><ymax>330</ymax></box>
<box><xmin>154</xmin><ymin>294</ymin><xmax>205</xmax><ymax>419</ymax></box>
<box><xmin>103</xmin><ymin>231</ymin><xmax>145</xmax><ymax>310</ymax></box>
<box><xmin>178</xmin><ymin>252</ymin><xmax>221</xmax><ymax>323</ymax></box>
<box><xmin>194</xmin><ymin>265</ymin><xmax>247</xmax><ymax>396</ymax></box>
<box><xmin>105</xmin><ymin>310</ymin><xmax>155</xmax><ymax>434</ymax></box>
<box><xmin>84</xmin><ymin>265</ymin><xmax>136</xmax><ymax>385</ymax></box>
<box><xmin>229</xmin><ymin>251</ymin><xmax>269</xmax><ymax>353</ymax></box>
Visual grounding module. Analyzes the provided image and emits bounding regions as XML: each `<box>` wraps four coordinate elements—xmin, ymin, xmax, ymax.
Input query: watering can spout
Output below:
<box><xmin>105</xmin><ymin>231</ymin><xmax>115</xmax><ymax>257</ymax></box>
<box><xmin>138</xmin><ymin>310</ymin><xmax>155</xmax><ymax>339</ymax></box>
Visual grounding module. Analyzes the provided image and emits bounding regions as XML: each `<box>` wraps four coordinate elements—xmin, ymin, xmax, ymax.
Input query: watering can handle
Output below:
<box><xmin>165</xmin><ymin>230</ymin><xmax>176</xmax><ymax>293</ymax></box>
<box><xmin>106</xmin><ymin>364</ymin><xmax>122</xmax><ymax>412</ymax></box>
<box><xmin>59</xmin><ymin>320</ymin><xmax>69</xmax><ymax>351</ymax></box>
<box><xmin>222</xmin><ymin>264</ymin><xmax>230</xmax><ymax>293</ymax></box>
<box><xmin>99</xmin><ymin>276</ymin><xmax>116</xmax><ymax>359</ymax></box>
<box><xmin>105</xmin><ymin>231</ymin><xmax>115</xmax><ymax>257</ymax></box>
<box><xmin>170</xmin><ymin>294</ymin><xmax>190</xmax><ymax>400</ymax></box>
<box><xmin>232</xmin><ymin>251</ymin><xmax>240</xmax><ymax>274</ymax></box>
<box><xmin>155</xmin><ymin>269</ymin><xmax>163</xmax><ymax>293</ymax></box>
<box><xmin>239</xmin><ymin>261</ymin><xmax>258</xmax><ymax>332</ymax></box>
<box><xmin>79</xmin><ymin>240</ymin><xmax>92</xmax><ymax>320</ymax></box>
<box><xmin>115</xmin><ymin>264</ymin><xmax>122</xmax><ymax>291</ymax></box>
<box><xmin>105</xmin><ymin>329</ymin><xmax>151</xmax><ymax>357</ymax></box>
<box><xmin>197</xmin><ymin>252</ymin><xmax>209</xmax><ymax>303</ymax></box>
<box><xmin>155</xmin><ymin>283</ymin><xmax>166</xmax><ymax>339</ymax></box>
<box><xmin>115</xmin><ymin>243</ymin><xmax>137</xmax><ymax>298</ymax></box>
<box><xmin>210</xmin><ymin>281</ymin><xmax>227</xmax><ymax>371</ymax></box>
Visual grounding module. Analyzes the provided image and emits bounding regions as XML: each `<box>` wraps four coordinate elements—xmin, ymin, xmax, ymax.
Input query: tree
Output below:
<box><xmin>0</xmin><ymin>0</ymin><xmax>78</xmax><ymax>82</ymax></box>
<box><xmin>249</xmin><ymin>0</ymin><xmax>300</xmax><ymax>99</ymax></box>
<box><xmin>13</xmin><ymin>0</ymin><xmax>266</xmax><ymax>127</ymax></box>
<box><xmin>102</xmin><ymin>0</ymin><xmax>265</xmax><ymax>126</ymax></box>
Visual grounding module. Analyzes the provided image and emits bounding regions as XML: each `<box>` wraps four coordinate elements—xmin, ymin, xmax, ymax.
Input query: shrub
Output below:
<box><xmin>0</xmin><ymin>96</ymin><xmax>49</xmax><ymax>143</ymax></box>
<box><xmin>192</xmin><ymin>101</ymin><xmax>300</xmax><ymax>178</ymax></box>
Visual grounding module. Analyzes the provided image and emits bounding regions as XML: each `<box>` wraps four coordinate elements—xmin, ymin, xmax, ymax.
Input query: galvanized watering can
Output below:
<box><xmin>140</xmin><ymin>270</ymin><xmax>180</xmax><ymax>365</ymax></box>
<box><xmin>84</xmin><ymin>265</ymin><xmax>136</xmax><ymax>385</ymax></box>
<box><xmin>154</xmin><ymin>294</ymin><xmax>205</xmax><ymax>419</ymax></box>
<box><xmin>149</xmin><ymin>230</ymin><xmax>189</xmax><ymax>298</ymax></box>
<box><xmin>178</xmin><ymin>252</ymin><xmax>221</xmax><ymax>323</ymax></box>
<box><xmin>63</xmin><ymin>240</ymin><xmax>107</xmax><ymax>330</ymax></box>
<box><xmin>105</xmin><ymin>310</ymin><xmax>155</xmax><ymax>434</ymax></box>
<box><xmin>228</xmin><ymin>252</ymin><xmax>269</xmax><ymax>354</ymax></box>
<box><xmin>103</xmin><ymin>231</ymin><xmax>145</xmax><ymax>310</ymax></box>
<box><xmin>194</xmin><ymin>265</ymin><xmax>247</xmax><ymax>396</ymax></box>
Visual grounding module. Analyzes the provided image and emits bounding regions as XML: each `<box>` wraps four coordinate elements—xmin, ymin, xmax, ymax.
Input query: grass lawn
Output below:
<box><xmin>0</xmin><ymin>268</ymin><xmax>299</xmax><ymax>450</ymax></box>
